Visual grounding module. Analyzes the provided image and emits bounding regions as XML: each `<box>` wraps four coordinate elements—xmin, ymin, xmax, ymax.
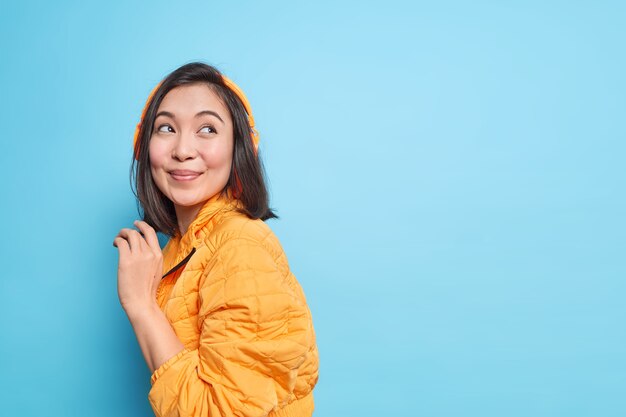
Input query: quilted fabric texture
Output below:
<box><xmin>148</xmin><ymin>192</ymin><xmax>319</xmax><ymax>417</ymax></box>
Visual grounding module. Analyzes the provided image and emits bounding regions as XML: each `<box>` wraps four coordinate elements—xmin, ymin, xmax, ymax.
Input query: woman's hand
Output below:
<box><xmin>113</xmin><ymin>220</ymin><xmax>163</xmax><ymax>315</ymax></box>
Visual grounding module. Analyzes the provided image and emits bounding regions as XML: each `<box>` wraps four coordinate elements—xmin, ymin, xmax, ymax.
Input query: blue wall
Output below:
<box><xmin>1</xmin><ymin>1</ymin><xmax>624</xmax><ymax>415</ymax></box>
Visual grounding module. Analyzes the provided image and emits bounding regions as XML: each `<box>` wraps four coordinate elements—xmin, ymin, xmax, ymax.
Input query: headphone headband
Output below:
<box><xmin>133</xmin><ymin>75</ymin><xmax>259</xmax><ymax>160</ymax></box>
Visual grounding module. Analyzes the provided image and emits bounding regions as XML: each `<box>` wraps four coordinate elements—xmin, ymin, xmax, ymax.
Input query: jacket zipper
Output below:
<box><xmin>161</xmin><ymin>247</ymin><xmax>197</xmax><ymax>279</ymax></box>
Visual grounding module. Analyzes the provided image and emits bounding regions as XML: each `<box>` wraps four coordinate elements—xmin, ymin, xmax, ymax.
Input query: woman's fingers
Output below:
<box><xmin>113</xmin><ymin>236</ymin><xmax>130</xmax><ymax>256</ymax></box>
<box><xmin>116</xmin><ymin>228</ymin><xmax>147</xmax><ymax>253</ymax></box>
<box><xmin>133</xmin><ymin>220</ymin><xmax>161</xmax><ymax>253</ymax></box>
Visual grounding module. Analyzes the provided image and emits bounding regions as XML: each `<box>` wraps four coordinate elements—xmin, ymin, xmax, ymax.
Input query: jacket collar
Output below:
<box><xmin>162</xmin><ymin>191</ymin><xmax>241</xmax><ymax>277</ymax></box>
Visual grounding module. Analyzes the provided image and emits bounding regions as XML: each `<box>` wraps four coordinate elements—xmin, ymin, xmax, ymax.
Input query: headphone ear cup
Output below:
<box><xmin>222</xmin><ymin>75</ymin><xmax>259</xmax><ymax>155</ymax></box>
<box><xmin>133</xmin><ymin>122</ymin><xmax>141</xmax><ymax>160</ymax></box>
<box><xmin>133</xmin><ymin>81</ymin><xmax>163</xmax><ymax>161</ymax></box>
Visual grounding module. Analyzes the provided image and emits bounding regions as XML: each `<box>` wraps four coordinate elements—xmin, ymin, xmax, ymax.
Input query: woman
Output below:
<box><xmin>112</xmin><ymin>62</ymin><xmax>319</xmax><ymax>417</ymax></box>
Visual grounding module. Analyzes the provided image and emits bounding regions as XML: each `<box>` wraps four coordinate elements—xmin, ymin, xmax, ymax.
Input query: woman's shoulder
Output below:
<box><xmin>204</xmin><ymin>209</ymin><xmax>284</xmax><ymax>255</ymax></box>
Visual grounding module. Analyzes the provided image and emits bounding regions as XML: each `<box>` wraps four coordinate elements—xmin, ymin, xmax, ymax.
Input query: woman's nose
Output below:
<box><xmin>172</xmin><ymin>130</ymin><xmax>197</xmax><ymax>160</ymax></box>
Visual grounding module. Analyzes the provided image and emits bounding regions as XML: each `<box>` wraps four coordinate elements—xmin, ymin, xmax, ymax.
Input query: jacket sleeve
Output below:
<box><xmin>147</xmin><ymin>235</ymin><xmax>314</xmax><ymax>417</ymax></box>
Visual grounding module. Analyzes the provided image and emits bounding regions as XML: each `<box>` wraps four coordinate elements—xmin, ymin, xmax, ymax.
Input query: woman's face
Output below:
<box><xmin>149</xmin><ymin>83</ymin><xmax>234</xmax><ymax>210</ymax></box>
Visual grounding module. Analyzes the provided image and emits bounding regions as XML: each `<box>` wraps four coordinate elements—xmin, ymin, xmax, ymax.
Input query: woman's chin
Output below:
<box><xmin>168</xmin><ymin>194</ymin><xmax>205</xmax><ymax>208</ymax></box>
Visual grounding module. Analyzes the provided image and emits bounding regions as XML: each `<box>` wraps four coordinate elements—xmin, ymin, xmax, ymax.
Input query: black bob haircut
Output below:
<box><xmin>130</xmin><ymin>62</ymin><xmax>277</xmax><ymax>238</ymax></box>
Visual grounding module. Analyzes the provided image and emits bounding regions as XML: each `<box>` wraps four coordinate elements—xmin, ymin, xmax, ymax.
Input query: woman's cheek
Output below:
<box><xmin>201</xmin><ymin>145</ymin><xmax>231</xmax><ymax>168</ymax></box>
<box><xmin>149</xmin><ymin>137</ymin><xmax>170</xmax><ymax>162</ymax></box>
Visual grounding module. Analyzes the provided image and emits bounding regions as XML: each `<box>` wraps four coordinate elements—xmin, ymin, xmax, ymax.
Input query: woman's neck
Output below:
<box><xmin>174</xmin><ymin>202</ymin><xmax>204</xmax><ymax>237</ymax></box>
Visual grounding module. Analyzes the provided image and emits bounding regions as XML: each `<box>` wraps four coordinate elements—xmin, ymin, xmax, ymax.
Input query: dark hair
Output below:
<box><xmin>130</xmin><ymin>61</ymin><xmax>277</xmax><ymax>238</ymax></box>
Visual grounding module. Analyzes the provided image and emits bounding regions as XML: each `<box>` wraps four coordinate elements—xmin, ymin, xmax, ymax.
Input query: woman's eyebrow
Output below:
<box><xmin>155</xmin><ymin>110</ymin><xmax>225</xmax><ymax>125</ymax></box>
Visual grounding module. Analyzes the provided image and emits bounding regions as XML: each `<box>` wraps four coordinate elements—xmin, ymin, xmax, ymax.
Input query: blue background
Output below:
<box><xmin>1</xmin><ymin>1</ymin><xmax>624</xmax><ymax>416</ymax></box>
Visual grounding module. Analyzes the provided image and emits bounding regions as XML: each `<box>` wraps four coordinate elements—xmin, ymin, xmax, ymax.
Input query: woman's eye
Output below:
<box><xmin>200</xmin><ymin>125</ymin><xmax>217</xmax><ymax>134</ymax></box>
<box><xmin>156</xmin><ymin>124</ymin><xmax>174</xmax><ymax>133</ymax></box>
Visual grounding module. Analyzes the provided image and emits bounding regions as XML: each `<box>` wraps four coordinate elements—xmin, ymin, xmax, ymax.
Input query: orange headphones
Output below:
<box><xmin>132</xmin><ymin>75</ymin><xmax>260</xmax><ymax>161</ymax></box>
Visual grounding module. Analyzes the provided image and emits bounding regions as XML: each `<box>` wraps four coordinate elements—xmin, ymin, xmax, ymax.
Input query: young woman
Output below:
<box><xmin>112</xmin><ymin>62</ymin><xmax>319</xmax><ymax>417</ymax></box>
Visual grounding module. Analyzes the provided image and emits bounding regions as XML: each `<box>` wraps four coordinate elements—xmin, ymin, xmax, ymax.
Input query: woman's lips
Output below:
<box><xmin>169</xmin><ymin>170</ymin><xmax>202</xmax><ymax>181</ymax></box>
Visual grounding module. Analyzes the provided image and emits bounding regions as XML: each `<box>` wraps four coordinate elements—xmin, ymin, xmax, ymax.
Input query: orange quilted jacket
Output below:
<box><xmin>147</xmin><ymin>192</ymin><xmax>319</xmax><ymax>416</ymax></box>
